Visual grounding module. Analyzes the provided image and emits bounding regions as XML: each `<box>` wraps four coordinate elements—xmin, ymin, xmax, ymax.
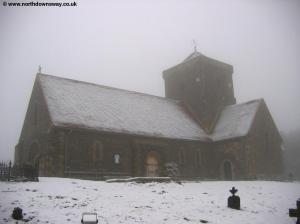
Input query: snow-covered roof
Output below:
<box><xmin>211</xmin><ymin>100</ymin><xmax>261</xmax><ymax>141</ymax></box>
<box><xmin>38</xmin><ymin>74</ymin><xmax>208</xmax><ymax>141</ymax></box>
<box><xmin>38</xmin><ymin>74</ymin><xmax>261</xmax><ymax>142</ymax></box>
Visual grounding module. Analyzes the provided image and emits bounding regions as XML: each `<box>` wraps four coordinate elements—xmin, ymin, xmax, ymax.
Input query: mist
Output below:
<box><xmin>0</xmin><ymin>0</ymin><xmax>300</xmax><ymax>161</ymax></box>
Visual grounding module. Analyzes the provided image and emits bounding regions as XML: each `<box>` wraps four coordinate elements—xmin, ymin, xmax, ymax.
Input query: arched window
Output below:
<box><xmin>178</xmin><ymin>148</ymin><xmax>186</xmax><ymax>165</ymax></box>
<box><xmin>113</xmin><ymin>154</ymin><xmax>120</xmax><ymax>164</ymax></box>
<box><xmin>29</xmin><ymin>142</ymin><xmax>39</xmax><ymax>162</ymax></box>
<box><xmin>223</xmin><ymin>160</ymin><xmax>233</xmax><ymax>180</ymax></box>
<box><xmin>92</xmin><ymin>141</ymin><xmax>103</xmax><ymax>162</ymax></box>
<box><xmin>195</xmin><ymin>150</ymin><xmax>202</xmax><ymax>167</ymax></box>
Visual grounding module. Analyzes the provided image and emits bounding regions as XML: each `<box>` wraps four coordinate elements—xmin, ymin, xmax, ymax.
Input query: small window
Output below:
<box><xmin>178</xmin><ymin>148</ymin><xmax>186</xmax><ymax>165</ymax></box>
<box><xmin>113</xmin><ymin>154</ymin><xmax>120</xmax><ymax>164</ymax></box>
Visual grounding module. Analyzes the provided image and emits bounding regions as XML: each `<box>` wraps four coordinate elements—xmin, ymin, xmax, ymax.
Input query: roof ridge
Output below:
<box><xmin>38</xmin><ymin>73</ymin><xmax>179</xmax><ymax>103</ymax></box>
<box><xmin>225</xmin><ymin>99</ymin><xmax>263</xmax><ymax>108</ymax></box>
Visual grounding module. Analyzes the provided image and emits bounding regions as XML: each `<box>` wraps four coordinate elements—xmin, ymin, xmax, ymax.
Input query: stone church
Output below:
<box><xmin>14</xmin><ymin>50</ymin><xmax>283</xmax><ymax>180</ymax></box>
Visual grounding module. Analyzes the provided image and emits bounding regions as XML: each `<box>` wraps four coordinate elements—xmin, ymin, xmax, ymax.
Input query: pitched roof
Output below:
<box><xmin>38</xmin><ymin>74</ymin><xmax>208</xmax><ymax>141</ymax></box>
<box><xmin>163</xmin><ymin>51</ymin><xmax>233</xmax><ymax>79</ymax></box>
<box><xmin>38</xmin><ymin>73</ymin><xmax>261</xmax><ymax>142</ymax></box>
<box><xmin>183</xmin><ymin>51</ymin><xmax>204</xmax><ymax>62</ymax></box>
<box><xmin>211</xmin><ymin>99</ymin><xmax>261</xmax><ymax>141</ymax></box>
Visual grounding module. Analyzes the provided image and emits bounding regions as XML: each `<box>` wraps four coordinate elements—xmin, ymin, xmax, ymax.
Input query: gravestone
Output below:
<box><xmin>227</xmin><ymin>187</ymin><xmax>240</xmax><ymax>210</ymax></box>
<box><xmin>12</xmin><ymin>207</ymin><xmax>23</xmax><ymax>220</ymax></box>
<box><xmin>81</xmin><ymin>212</ymin><xmax>98</xmax><ymax>224</ymax></box>
<box><xmin>289</xmin><ymin>199</ymin><xmax>300</xmax><ymax>224</ymax></box>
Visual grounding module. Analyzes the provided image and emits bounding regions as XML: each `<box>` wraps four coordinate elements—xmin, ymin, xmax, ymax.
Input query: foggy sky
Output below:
<box><xmin>0</xmin><ymin>0</ymin><xmax>300</xmax><ymax>161</ymax></box>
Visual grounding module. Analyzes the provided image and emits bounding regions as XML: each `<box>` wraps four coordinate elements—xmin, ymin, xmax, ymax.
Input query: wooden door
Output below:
<box><xmin>146</xmin><ymin>154</ymin><xmax>159</xmax><ymax>177</ymax></box>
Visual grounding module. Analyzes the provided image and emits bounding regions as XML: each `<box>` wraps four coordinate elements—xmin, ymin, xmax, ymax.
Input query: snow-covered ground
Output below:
<box><xmin>0</xmin><ymin>178</ymin><xmax>299</xmax><ymax>224</ymax></box>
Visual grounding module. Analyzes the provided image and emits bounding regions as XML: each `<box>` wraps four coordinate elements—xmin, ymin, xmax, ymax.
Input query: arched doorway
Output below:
<box><xmin>29</xmin><ymin>142</ymin><xmax>42</xmax><ymax>177</ymax></box>
<box><xmin>223</xmin><ymin>161</ymin><xmax>233</xmax><ymax>180</ymax></box>
<box><xmin>146</xmin><ymin>152</ymin><xmax>159</xmax><ymax>177</ymax></box>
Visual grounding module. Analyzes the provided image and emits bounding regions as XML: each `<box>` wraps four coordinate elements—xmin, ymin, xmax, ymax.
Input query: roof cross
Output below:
<box><xmin>289</xmin><ymin>199</ymin><xmax>300</xmax><ymax>223</ymax></box>
<box><xmin>192</xmin><ymin>39</ymin><xmax>197</xmax><ymax>52</ymax></box>
<box><xmin>229</xmin><ymin>187</ymin><xmax>238</xmax><ymax>196</ymax></box>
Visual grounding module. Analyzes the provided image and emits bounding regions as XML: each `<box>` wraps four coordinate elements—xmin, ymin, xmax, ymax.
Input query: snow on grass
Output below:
<box><xmin>0</xmin><ymin>178</ymin><xmax>299</xmax><ymax>223</ymax></box>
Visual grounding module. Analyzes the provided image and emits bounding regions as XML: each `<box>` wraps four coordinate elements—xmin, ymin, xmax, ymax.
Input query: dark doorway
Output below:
<box><xmin>29</xmin><ymin>142</ymin><xmax>42</xmax><ymax>177</ymax></box>
<box><xmin>223</xmin><ymin>161</ymin><xmax>233</xmax><ymax>180</ymax></box>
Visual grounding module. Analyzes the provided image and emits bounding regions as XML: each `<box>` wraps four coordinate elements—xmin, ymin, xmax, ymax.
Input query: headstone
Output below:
<box><xmin>12</xmin><ymin>207</ymin><xmax>23</xmax><ymax>220</ymax></box>
<box><xmin>289</xmin><ymin>199</ymin><xmax>300</xmax><ymax>224</ymax></box>
<box><xmin>228</xmin><ymin>187</ymin><xmax>240</xmax><ymax>210</ymax></box>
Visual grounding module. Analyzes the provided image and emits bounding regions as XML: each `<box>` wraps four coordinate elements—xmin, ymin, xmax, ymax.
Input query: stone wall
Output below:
<box><xmin>213</xmin><ymin>139</ymin><xmax>248</xmax><ymax>179</ymax></box>
<box><xmin>53</xmin><ymin>128</ymin><xmax>213</xmax><ymax>179</ymax></box>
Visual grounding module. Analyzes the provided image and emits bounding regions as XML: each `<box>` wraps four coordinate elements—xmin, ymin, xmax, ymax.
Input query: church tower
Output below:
<box><xmin>163</xmin><ymin>50</ymin><xmax>236</xmax><ymax>133</ymax></box>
